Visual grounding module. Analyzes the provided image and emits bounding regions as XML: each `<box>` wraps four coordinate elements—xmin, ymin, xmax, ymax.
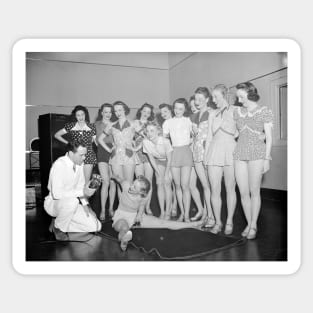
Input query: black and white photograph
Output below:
<box><xmin>13</xmin><ymin>39</ymin><xmax>300</xmax><ymax>275</ymax></box>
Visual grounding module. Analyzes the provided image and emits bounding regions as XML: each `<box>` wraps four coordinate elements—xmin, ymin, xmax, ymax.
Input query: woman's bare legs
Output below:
<box><xmin>189</xmin><ymin>167</ymin><xmax>204</xmax><ymax>220</ymax></box>
<box><xmin>248</xmin><ymin>160</ymin><xmax>264</xmax><ymax>232</ymax></box>
<box><xmin>156</xmin><ymin>181</ymin><xmax>166</xmax><ymax>218</ymax></box>
<box><xmin>83</xmin><ymin>164</ymin><xmax>93</xmax><ymax>183</ymax></box>
<box><xmin>108</xmin><ymin>166</ymin><xmax>116</xmax><ymax>217</ymax></box>
<box><xmin>195</xmin><ymin>162</ymin><xmax>213</xmax><ymax>223</ymax></box>
<box><xmin>157</xmin><ymin>164</ymin><xmax>173</xmax><ymax>219</ymax></box>
<box><xmin>111</xmin><ymin>164</ymin><xmax>124</xmax><ymax>199</ymax></box>
<box><xmin>181</xmin><ymin>166</ymin><xmax>192</xmax><ymax>222</ymax></box>
<box><xmin>98</xmin><ymin>162</ymin><xmax>110</xmax><ymax>221</ymax></box>
<box><xmin>208</xmin><ymin>165</ymin><xmax>223</xmax><ymax>228</ymax></box>
<box><xmin>171</xmin><ymin>182</ymin><xmax>178</xmax><ymax>217</ymax></box>
<box><xmin>155</xmin><ymin>165</ymin><xmax>168</xmax><ymax>218</ymax></box>
<box><xmin>113</xmin><ymin>219</ymin><xmax>132</xmax><ymax>251</ymax></box>
<box><xmin>223</xmin><ymin>165</ymin><xmax>237</xmax><ymax>233</ymax></box>
<box><xmin>171</xmin><ymin>167</ymin><xmax>184</xmax><ymax>221</ymax></box>
<box><xmin>123</xmin><ymin>164</ymin><xmax>135</xmax><ymax>183</ymax></box>
<box><xmin>135</xmin><ymin>163</ymin><xmax>144</xmax><ymax>176</ymax></box>
<box><xmin>164</xmin><ymin>179</ymin><xmax>173</xmax><ymax>219</ymax></box>
<box><xmin>144</xmin><ymin>162</ymin><xmax>154</xmax><ymax>215</ymax></box>
<box><xmin>141</xmin><ymin>214</ymin><xmax>202</xmax><ymax>229</ymax></box>
<box><xmin>234</xmin><ymin>160</ymin><xmax>251</xmax><ymax>236</ymax></box>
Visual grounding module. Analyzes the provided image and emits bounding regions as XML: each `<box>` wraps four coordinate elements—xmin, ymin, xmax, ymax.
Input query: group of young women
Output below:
<box><xmin>54</xmin><ymin>81</ymin><xmax>273</xmax><ymax>240</ymax></box>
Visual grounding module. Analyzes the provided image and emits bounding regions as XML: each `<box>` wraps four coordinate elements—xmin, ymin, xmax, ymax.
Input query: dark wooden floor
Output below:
<box><xmin>26</xmin><ymin>184</ymin><xmax>287</xmax><ymax>262</ymax></box>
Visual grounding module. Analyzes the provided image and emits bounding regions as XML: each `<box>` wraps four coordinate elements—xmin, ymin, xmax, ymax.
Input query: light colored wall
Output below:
<box><xmin>169</xmin><ymin>52</ymin><xmax>286</xmax><ymax>102</ymax></box>
<box><xmin>27</xmin><ymin>52</ymin><xmax>169</xmax><ymax>69</ymax></box>
<box><xmin>169</xmin><ymin>52</ymin><xmax>287</xmax><ymax>190</ymax></box>
<box><xmin>26</xmin><ymin>54</ymin><xmax>170</xmax><ymax>151</ymax></box>
<box><xmin>26</xmin><ymin>58</ymin><xmax>169</xmax><ymax>110</ymax></box>
<box><xmin>26</xmin><ymin>52</ymin><xmax>288</xmax><ymax>191</ymax></box>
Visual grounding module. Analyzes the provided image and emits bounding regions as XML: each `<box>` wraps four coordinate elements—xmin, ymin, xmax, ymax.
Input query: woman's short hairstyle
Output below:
<box><xmin>194</xmin><ymin>87</ymin><xmax>212</xmax><ymax>99</ymax></box>
<box><xmin>113</xmin><ymin>100</ymin><xmax>130</xmax><ymax>115</ymax></box>
<box><xmin>136</xmin><ymin>103</ymin><xmax>155</xmax><ymax>121</ymax></box>
<box><xmin>236</xmin><ymin>82</ymin><xmax>260</xmax><ymax>102</ymax></box>
<box><xmin>159</xmin><ymin>103</ymin><xmax>173</xmax><ymax>115</ymax></box>
<box><xmin>70</xmin><ymin>105</ymin><xmax>90</xmax><ymax>123</ymax></box>
<box><xmin>173</xmin><ymin>98</ymin><xmax>189</xmax><ymax>111</ymax></box>
<box><xmin>136</xmin><ymin>175</ymin><xmax>151</xmax><ymax>198</ymax></box>
<box><xmin>96</xmin><ymin>103</ymin><xmax>114</xmax><ymax>121</ymax></box>
<box><xmin>213</xmin><ymin>84</ymin><xmax>228</xmax><ymax>99</ymax></box>
<box><xmin>194</xmin><ymin>87</ymin><xmax>215</xmax><ymax>109</ymax></box>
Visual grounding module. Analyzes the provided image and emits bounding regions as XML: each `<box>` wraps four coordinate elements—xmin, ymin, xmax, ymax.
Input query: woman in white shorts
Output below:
<box><xmin>162</xmin><ymin>98</ymin><xmax>194</xmax><ymax>222</ymax></box>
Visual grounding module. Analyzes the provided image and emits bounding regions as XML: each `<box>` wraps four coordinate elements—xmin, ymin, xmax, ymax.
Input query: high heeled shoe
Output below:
<box><xmin>210</xmin><ymin>224</ymin><xmax>223</xmax><ymax>234</ymax></box>
<box><xmin>171</xmin><ymin>207</ymin><xmax>177</xmax><ymax>217</ymax></box>
<box><xmin>247</xmin><ymin>227</ymin><xmax>257</xmax><ymax>240</ymax></box>
<box><xmin>191</xmin><ymin>211</ymin><xmax>202</xmax><ymax>221</ymax></box>
<box><xmin>203</xmin><ymin>216</ymin><xmax>216</xmax><ymax>228</ymax></box>
<box><xmin>241</xmin><ymin>226</ymin><xmax>250</xmax><ymax>237</ymax></box>
<box><xmin>184</xmin><ymin>214</ymin><xmax>191</xmax><ymax>222</ymax></box>
<box><xmin>224</xmin><ymin>224</ymin><xmax>233</xmax><ymax>235</ymax></box>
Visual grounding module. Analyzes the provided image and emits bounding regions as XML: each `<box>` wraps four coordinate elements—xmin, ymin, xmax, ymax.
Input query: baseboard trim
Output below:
<box><xmin>261</xmin><ymin>188</ymin><xmax>287</xmax><ymax>202</ymax></box>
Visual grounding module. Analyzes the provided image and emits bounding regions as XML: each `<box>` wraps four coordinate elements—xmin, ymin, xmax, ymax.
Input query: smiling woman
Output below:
<box><xmin>18</xmin><ymin>40</ymin><xmax>294</xmax><ymax>273</ymax></box>
<box><xmin>111</xmin><ymin>175</ymin><xmax>202</xmax><ymax>251</ymax></box>
<box><xmin>233</xmin><ymin>81</ymin><xmax>274</xmax><ymax>240</ymax></box>
<box><xmin>54</xmin><ymin>105</ymin><xmax>97</xmax><ymax>182</ymax></box>
<box><xmin>163</xmin><ymin>98</ymin><xmax>193</xmax><ymax>222</ymax></box>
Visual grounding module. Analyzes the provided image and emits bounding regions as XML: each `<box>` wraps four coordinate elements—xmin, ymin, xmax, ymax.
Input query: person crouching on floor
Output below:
<box><xmin>112</xmin><ymin>175</ymin><xmax>202</xmax><ymax>251</ymax></box>
<box><xmin>44</xmin><ymin>140</ymin><xmax>102</xmax><ymax>239</ymax></box>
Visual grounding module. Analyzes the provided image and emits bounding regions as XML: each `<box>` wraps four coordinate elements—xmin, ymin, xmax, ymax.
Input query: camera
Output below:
<box><xmin>88</xmin><ymin>174</ymin><xmax>102</xmax><ymax>189</ymax></box>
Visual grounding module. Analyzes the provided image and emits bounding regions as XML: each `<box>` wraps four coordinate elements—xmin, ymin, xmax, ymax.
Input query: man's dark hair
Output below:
<box><xmin>67</xmin><ymin>140</ymin><xmax>86</xmax><ymax>153</ymax></box>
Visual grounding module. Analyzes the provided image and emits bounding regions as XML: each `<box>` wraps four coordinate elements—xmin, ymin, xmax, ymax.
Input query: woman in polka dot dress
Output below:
<box><xmin>54</xmin><ymin>105</ymin><xmax>96</xmax><ymax>182</ymax></box>
<box><xmin>234</xmin><ymin>82</ymin><xmax>274</xmax><ymax>240</ymax></box>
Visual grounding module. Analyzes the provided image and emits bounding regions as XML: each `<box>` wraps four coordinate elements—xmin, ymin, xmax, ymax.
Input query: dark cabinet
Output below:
<box><xmin>38</xmin><ymin>113</ymin><xmax>71</xmax><ymax>198</ymax></box>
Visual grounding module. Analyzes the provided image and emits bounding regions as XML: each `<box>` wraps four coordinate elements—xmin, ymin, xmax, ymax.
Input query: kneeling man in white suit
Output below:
<box><xmin>44</xmin><ymin>140</ymin><xmax>101</xmax><ymax>236</ymax></box>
